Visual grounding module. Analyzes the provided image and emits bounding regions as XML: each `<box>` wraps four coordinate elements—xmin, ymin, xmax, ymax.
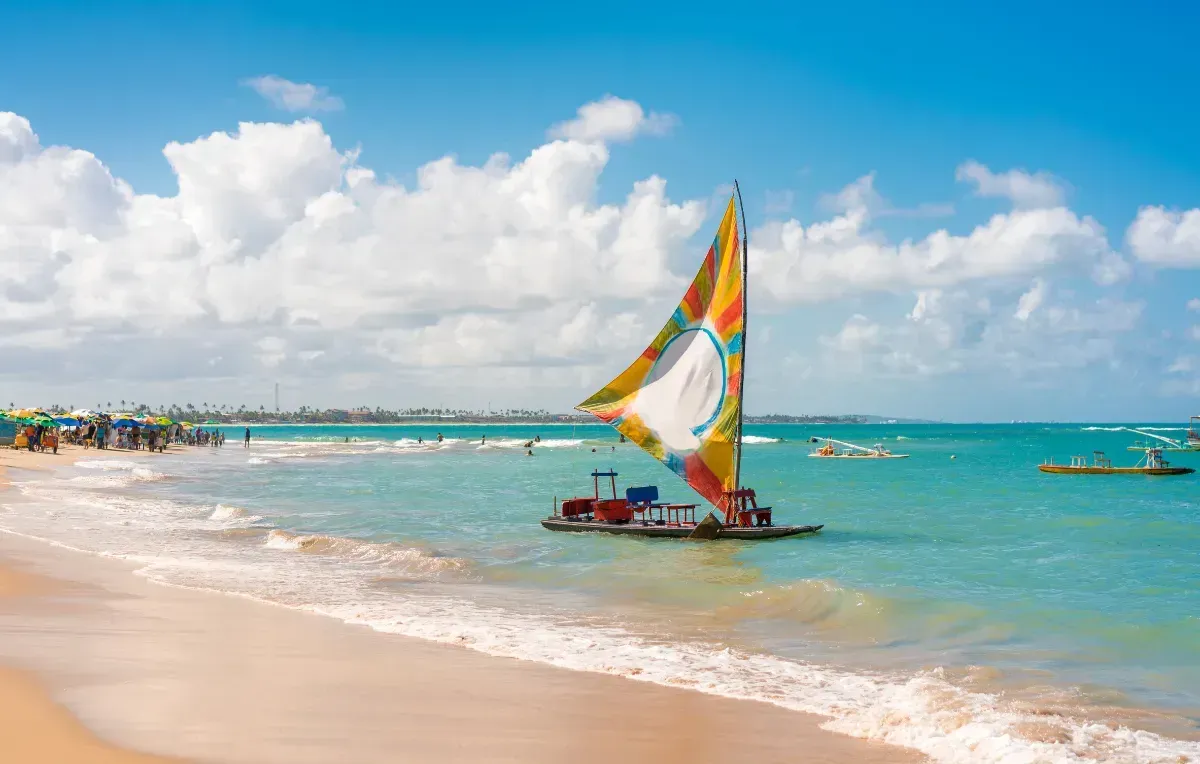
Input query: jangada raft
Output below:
<box><xmin>1123</xmin><ymin>423</ymin><xmax>1200</xmax><ymax>453</ymax></box>
<box><xmin>543</xmin><ymin>184</ymin><xmax>822</xmax><ymax>541</ymax></box>
<box><xmin>1039</xmin><ymin>448</ymin><xmax>1195</xmax><ymax>476</ymax></box>
<box><xmin>807</xmin><ymin>437</ymin><xmax>909</xmax><ymax>459</ymax></box>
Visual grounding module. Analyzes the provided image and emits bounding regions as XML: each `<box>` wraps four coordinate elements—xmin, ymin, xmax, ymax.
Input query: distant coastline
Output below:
<box><xmin>156</xmin><ymin>410</ymin><xmax>938</xmax><ymax>426</ymax></box>
<box><xmin>31</xmin><ymin>402</ymin><xmax>936</xmax><ymax>426</ymax></box>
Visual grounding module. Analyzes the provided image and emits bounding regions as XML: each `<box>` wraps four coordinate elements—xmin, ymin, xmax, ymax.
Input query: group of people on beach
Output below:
<box><xmin>65</xmin><ymin>423</ymin><xmax>228</xmax><ymax>452</ymax></box>
<box><xmin>71</xmin><ymin>421</ymin><xmax>167</xmax><ymax>452</ymax></box>
<box><xmin>19</xmin><ymin>423</ymin><xmax>59</xmax><ymax>454</ymax></box>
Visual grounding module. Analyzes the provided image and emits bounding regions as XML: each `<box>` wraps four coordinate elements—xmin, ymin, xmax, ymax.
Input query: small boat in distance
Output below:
<box><xmin>1039</xmin><ymin>449</ymin><xmax>1194</xmax><ymax>476</ymax></box>
<box><xmin>1188</xmin><ymin>416</ymin><xmax>1200</xmax><ymax>449</ymax></box>
<box><xmin>544</xmin><ymin>183</ymin><xmax>821</xmax><ymax>541</ymax></box>
<box><xmin>808</xmin><ymin>437</ymin><xmax>909</xmax><ymax>459</ymax></box>
<box><xmin>1122</xmin><ymin>427</ymin><xmax>1199</xmax><ymax>453</ymax></box>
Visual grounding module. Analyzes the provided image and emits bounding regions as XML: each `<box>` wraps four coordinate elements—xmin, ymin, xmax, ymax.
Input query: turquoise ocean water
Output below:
<box><xmin>3</xmin><ymin>422</ymin><xmax>1198</xmax><ymax>762</ymax></box>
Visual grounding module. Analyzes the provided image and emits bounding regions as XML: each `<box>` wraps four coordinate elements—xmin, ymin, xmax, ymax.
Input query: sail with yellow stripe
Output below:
<box><xmin>578</xmin><ymin>192</ymin><xmax>745</xmax><ymax>511</ymax></box>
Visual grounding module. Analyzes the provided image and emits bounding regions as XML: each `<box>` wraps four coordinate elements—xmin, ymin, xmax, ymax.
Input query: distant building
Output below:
<box><xmin>328</xmin><ymin>409</ymin><xmax>349</xmax><ymax>422</ymax></box>
<box><xmin>347</xmin><ymin>408</ymin><xmax>374</xmax><ymax>423</ymax></box>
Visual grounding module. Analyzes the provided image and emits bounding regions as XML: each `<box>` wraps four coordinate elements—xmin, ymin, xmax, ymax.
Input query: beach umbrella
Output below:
<box><xmin>54</xmin><ymin>417</ymin><xmax>81</xmax><ymax>427</ymax></box>
<box><xmin>155</xmin><ymin>416</ymin><xmax>174</xmax><ymax>426</ymax></box>
<box><xmin>111</xmin><ymin>418</ymin><xmax>139</xmax><ymax>428</ymax></box>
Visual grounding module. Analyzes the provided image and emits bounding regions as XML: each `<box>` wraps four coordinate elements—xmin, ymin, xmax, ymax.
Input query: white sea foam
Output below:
<box><xmin>535</xmin><ymin>438</ymin><xmax>584</xmax><ymax>448</ymax></box>
<box><xmin>741</xmin><ymin>435</ymin><xmax>781</xmax><ymax>444</ymax></box>
<box><xmin>264</xmin><ymin>528</ymin><xmax>306</xmax><ymax>550</ymax></box>
<box><xmin>208</xmin><ymin>504</ymin><xmax>263</xmax><ymax>525</ymax></box>
<box><xmin>68</xmin><ymin>466</ymin><xmax>168</xmax><ymax>488</ymax></box>
<box><xmin>246</xmin><ymin>456</ymin><xmax>272</xmax><ymax>465</ymax></box>
<box><xmin>1080</xmin><ymin>426</ymin><xmax>1125</xmax><ymax>431</ymax></box>
<box><xmin>75</xmin><ymin>459</ymin><xmax>144</xmax><ymax>471</ymax></box>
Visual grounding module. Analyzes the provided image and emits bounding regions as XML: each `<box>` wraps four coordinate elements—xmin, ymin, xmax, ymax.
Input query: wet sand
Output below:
<box><xmin>0</xmin><ymin>445</ymin><xmax>924</xmax><ymax>763</ymax></box>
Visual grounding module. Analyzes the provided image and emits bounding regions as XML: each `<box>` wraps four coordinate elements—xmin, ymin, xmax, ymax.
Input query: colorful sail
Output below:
<box><xmin>578</xmin><ymin>195</ymin><xmax>743</xmax><ymax>509</ymax></box>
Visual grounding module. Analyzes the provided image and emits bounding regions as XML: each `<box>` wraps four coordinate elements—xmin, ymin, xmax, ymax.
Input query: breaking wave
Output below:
<box><xmin>68</xmin><ymin>464</ymin><xmax>168</xmax><ymax>488</ymax></box>
<box><xmin>208</xmin><ymin>504</ymin><xmax>263</xmax><ymax>525</ymax></box>
<box><xmin>262</xmin><ymin>530</ymin><xmax>471</xmax><ymax>580</ymax></box>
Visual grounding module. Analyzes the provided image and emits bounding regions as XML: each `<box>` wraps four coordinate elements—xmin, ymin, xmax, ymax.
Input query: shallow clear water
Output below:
<box><xmin>3</xmin><ymin>422</ymin><xmax>1198</xmax><ymax>763</ymax></box>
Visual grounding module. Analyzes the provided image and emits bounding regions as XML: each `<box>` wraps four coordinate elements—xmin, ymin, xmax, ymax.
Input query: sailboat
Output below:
<box><xmin>542</xmin><ymin>184</ymin><xmax>822</xmax><ymax>540</ymax></box>
<box><xmin>1121</xmin><ymin>427</ymin><xmax>1198</xmax><ymax>453</ymax></box>
<box><xmin>808</xmin><ymin>437</ymin><xmax>909</xmax><ymax>459</ymax></box>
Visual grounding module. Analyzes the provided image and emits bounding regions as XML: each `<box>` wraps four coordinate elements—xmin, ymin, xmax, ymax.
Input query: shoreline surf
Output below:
<box><xmin>0</xmin><ymin>446</ymin><xmax>920</xmax><ymax>764</ymax></box>
<box><xmin>2</xmin><ymin>433</ymin><xmax>1198</xmax><ymax>763</ymax></box>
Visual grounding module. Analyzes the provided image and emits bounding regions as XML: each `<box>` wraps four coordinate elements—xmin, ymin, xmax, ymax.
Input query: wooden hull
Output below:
<box><xmin>1038</xmin><ymin>465</ymin><xmax>1194</xmax><ymax>475</ymax></box>
<box><xmin>540</xmin><ymin>517</ymin><xmax>823</xmax><ymax>539</ymax></box>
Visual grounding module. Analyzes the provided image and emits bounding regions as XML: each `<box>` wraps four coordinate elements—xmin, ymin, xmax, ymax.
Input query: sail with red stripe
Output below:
<box><xmin>577</xmin><ymin>195</ymin><xmax>743</xmax><ymax>509</ymax></box>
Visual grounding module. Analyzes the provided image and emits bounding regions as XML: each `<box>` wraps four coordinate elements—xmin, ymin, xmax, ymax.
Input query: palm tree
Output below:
<box><xmin>120</xmin><ymin>399</ymin><xmax>126</xmax><ymax>409</ymax></box>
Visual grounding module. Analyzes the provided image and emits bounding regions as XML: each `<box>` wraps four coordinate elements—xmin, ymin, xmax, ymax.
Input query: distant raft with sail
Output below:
<box><xmin>808</xmin><ymin>438</ymin><xmax>909</xmax><ymax>459</ymax></box>
<box><xmin>542</xmin><ymin>185</ymin><xmax>821</xmax><ymax>540</ymax></box>
<box><xmin>1122</xmin><ymin>426</ymin><xmax>1200</xmax><ymax>452</ymax></box>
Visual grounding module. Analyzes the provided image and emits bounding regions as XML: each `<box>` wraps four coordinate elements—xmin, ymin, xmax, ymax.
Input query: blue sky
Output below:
<box><xmin>1</xmin><ymin>1</ymin><xmax>1198</xmax><ymax>420</ymax></box>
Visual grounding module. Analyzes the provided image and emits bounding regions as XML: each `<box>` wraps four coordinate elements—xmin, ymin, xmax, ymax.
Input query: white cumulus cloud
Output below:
<box><xmin>1013</xmin><ymin>279</ymin><xmax>1048</xmax><ymax>321</ymax></box>
<box><xmin>955</xmin><ymin>160</ymin><xmax>1067</xmax><ymax>209</ymax></box>
<box><xmin>819</xmin><ymin>287</ymin><xmax>1142</xmax><ymax>380</ymax></box>
<box><xmin>242</xmin><ymin>75</ymin><xmax>345</xmax><ymax>113</ymax></box>
<box><xmin>0</xmin><ymin>98</ymin><xmax>705</xmax><ymax>404</ymax></box>
<box><xmin>1126</xmin><ymin>206</ymin><xmax>1200</xmax><ymax>266</ymax></box>
<box><xmin>751</xmin><ymin>166</ymin><xmax>1125</xmax><ymax>305</ymax></box>
<box><xmin>547</xmin><ymin>95</ymin><xmax>677</xmax><ymax>143</ymax></box>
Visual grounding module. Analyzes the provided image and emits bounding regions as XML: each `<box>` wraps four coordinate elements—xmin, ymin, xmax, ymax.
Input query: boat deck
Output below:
<box><xmin>1038</xmin><ymin>465</ymin><xmax>1194</xmax><ymax>475</ymax></box>
<box><xmin>540</xmin><ymin>517</ymin><xmax>822</xmax><ymax>539</ymax></box>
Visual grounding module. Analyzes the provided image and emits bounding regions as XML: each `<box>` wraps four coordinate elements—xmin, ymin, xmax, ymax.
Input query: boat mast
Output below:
<box><xmin>733</xmin><ymin>180</ymin><xmax>748</xmax><ymax>493</ymax></box>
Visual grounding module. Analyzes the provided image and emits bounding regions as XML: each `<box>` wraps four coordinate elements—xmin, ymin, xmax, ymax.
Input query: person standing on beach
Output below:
<box><xmin>244</xmin><ymin>427</ymin><xmax>251</xmax><ymax>448</ymax></box>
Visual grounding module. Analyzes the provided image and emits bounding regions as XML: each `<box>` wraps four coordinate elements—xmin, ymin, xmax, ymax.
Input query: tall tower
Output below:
<box><xmin>274</xmin><ymin>383</ymin><xmax>279</xmax><ymax>413</ymax></box>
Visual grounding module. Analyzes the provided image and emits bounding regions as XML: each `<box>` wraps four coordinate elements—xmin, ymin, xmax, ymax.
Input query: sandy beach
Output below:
<box><xmin>0</xmin><ymin>445</ymin><xmax>923</xmax><ymax>763</ymax></box>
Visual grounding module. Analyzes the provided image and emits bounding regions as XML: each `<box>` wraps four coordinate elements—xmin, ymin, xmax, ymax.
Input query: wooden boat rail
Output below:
<box><xmin>555</xmin><ymin>472</ymin><xmax>699</xmax><ymax>527</ymax></box>
<box><xmin>722</xmin><ymin>487</ymin><xmax>773</xmax><ymax>527</ymax></box>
